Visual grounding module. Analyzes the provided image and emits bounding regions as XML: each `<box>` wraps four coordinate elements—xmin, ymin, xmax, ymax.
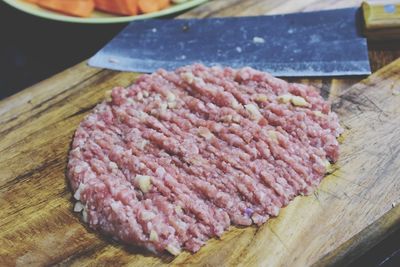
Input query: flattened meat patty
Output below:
<box><xmin>67</xmin><ymin>64</ymin><xmax>342</xmax><ymax>255</ymax></box>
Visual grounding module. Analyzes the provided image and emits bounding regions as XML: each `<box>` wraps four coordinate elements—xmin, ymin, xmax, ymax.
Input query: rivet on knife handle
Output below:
<box><xmin>362</xmin><ymin>1</ymin><xmax>400</xmax><ymax>40</ymax></box>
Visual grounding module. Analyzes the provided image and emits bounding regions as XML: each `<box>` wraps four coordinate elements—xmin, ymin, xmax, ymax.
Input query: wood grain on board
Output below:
<box><xmin>1</xmin><ymin>0</ymin><xmax>400</xmax><ymax>266</ymax></box>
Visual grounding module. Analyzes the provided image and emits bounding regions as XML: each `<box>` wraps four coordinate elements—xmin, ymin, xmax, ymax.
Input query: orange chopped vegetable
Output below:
<box><xmin>94</xmin><ymin>0</ymin><xmax>138</xmax><ymax>16</ymax></box>
<box><xmin>24</xmin><ymin>0</ymin><xmax>40</xmax><ymax>4</ymax></box>
<box><xmin>138</xmin><ymin>0</ymin><xmax>170</xmax><ymax>14</ymax></box>
<box><xmin>157</xmin><ymin>0</ymin><xmax>170</xmax><ymax>10</ymax></box>
<box><xmin>27</xmin><ymin>0</ymin><xmax>172</xmax><ymax>17</ymax></box>
<box><xmin>138</xmin><ymin>0</ymin><xmax>159</xmax><ymax>13</ymax></box>
<box><xmin>37</xmin><ymin>0</ymin><xmax>95</xmax><ymax>17</ymax></box>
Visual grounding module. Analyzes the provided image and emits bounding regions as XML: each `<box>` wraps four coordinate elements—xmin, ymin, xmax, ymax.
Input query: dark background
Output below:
<box><xmin>0</xmin><ymin>1</ymin><xmax>126</xmax><ymax>100</ymax></box>
<box><xmin>0</xmin><ymin>1</ymin><xmax>399</xmax><ymax>266</ymax></box>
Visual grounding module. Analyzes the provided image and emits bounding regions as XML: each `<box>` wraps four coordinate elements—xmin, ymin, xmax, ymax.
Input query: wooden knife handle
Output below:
<box><xmin>362</xmin><ymin>2</ymin><xmax>400</xmax><ymax>40</ymax></box>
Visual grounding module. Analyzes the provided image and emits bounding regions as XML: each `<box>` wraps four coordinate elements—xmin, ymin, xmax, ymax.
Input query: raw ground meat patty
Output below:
<box><xmin>67</xmin><ymin>64</ymin><xmax>343</xmax><ymax>255</ymax></box>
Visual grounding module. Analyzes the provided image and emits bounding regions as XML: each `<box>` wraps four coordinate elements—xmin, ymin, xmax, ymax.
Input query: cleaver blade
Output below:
<box><xmin>88</xmin><ymin>8</ymin><xmax>371</xmax><ymax>77</ymax></box>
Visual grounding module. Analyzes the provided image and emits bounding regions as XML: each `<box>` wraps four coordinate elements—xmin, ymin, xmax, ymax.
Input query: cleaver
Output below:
<box><xmin>88</xmin><ymin>4</ymin><xmax>398</xmax><ymax>77</ymax></box>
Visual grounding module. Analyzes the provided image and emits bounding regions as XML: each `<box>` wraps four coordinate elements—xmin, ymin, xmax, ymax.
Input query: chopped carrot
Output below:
<box><xmin>24</xmin><ymin>0</ymin><xmax>40</xmax><ymax>4</ymax></box>
<box><xmin>94</xmin><ymin>0</ymin><xmax>138</xmax><ymax>16</ymax></box>
<box><xmin>138</xmin><ymin>0</ymin><xmax>170</xmax><ymax>14</ymax></box>
<box><xmin>138</xmin><ymin>0</ymin><xmax>159</xmax><ymax>14</ymax></box>
<box><xmin>157</xmin><ymin>0</ymin><xmax>170</xmax><ymax>10</ymax></box>
<box><xmin>37</xmin><ymin>0</ymin><xmax>95</xmax><ymax>17</ymax></box>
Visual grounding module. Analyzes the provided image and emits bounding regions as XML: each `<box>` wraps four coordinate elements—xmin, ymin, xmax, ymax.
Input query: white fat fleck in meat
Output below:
<box><xmin>160</xmin><ymin>103</ymin><xmax>168</xmax><ymax>112</ymax></box>
<box><xmin>220</xmin><ymin>115</ymin><xmax>233</xmax><ymax>123</ymax></box>
<box><xmin>82</xmin><ymin>207</ymin><xmax>88</xmax><ymax>223</ymax></box>
<box><xmin>155</xmin><ymin>167</ymin><xmax>166</xmax><ymax>177</ymax></box>
<box><xmin>230</xmin><ymin>98</ymin><xmax>241</xmax><ymax>109</ymax></box>
<box><xmin>277</xmin><ymin>94</ymin><xmax>292</xmax><ymax>104</ymax></box>
<box><xmin>323</xmin><ymin>159</ymin><xmax>333</xmax><ymax>173</ymax></box>
<box><xmin>110</xmin><ymin>201</ymin><xmax>122</xmax><ymax>213</ymax></box>
<box><xmin>136</xmin><ymin>139</ymin><xmax>149</xmax><ymax>150</ymax></box>
<box><xmin>136</xmin><ymin>92</ymin><xmax>144</xmax><ymax>101</ymax></box>
<box><xmin>244</xmin><ymin>103</ymin><xmax>262</xmax><ymax>121</ymax></box>
<box><xmin>141</xmin><ymin>211</ymin><xmax>156</xmax><ymax>221</ymax></box>
<box><xmin>166</xmin><ymin>92</ymin><xmax>176</xmax><ymax>102</ymax></box>
<box><xmin>168</xmin><ymin>102</ymin><xmax>177</xmax><ymax>109</ymax></box>
<box><xmin>135</xmin><ymin>175</ymin><xmax>152</xmax><ymax>193</ymax></box>
<box><xmin>291</xmin><ymin>96</ymin><xmax>309</xmax><ymax>107</ymax></box>
<box><xmin>137</xmin><ymin>111</ymin><xmax>148</xmax><ymax>120</ymax></box>
<box><xmin>149</xmin><ymin>230</ymin><xmax>159</xmax><ymax>241</ymax></box>
<box><xmin>181</xmin><ymin>72</ymin><xmax>195</xmax><ymax>84</ymax></box>
<box><xmin>73</xmin><ymin>183</ymin><xmax>86</xmax><ymax>201</ymax></box>
<box><xmin>254</xmin><ymin>94</ymin><xmax>268</xmax><ymax>102</ymax></box>
<box><xmin>109</xmin><ymin>162</ymin><xmax>118</xmax><ymax>170</ymax></box>
<box><xmin>271</xmin><ymin>206</ymin><xmax>280</xmax><ymax>216</ymax></box>
<box><xmin>174</xmin><ymin>205</ymin><xmax>183</xmax><ymax>214</ymax></box>
<box><xmin>232</xmin><ymin>114</ymin><xmax>241</xmax><ymax>123</ymax></box>
<box><xmin>198</xmin><ymin>126</ymin><xmax>214</xmax><ymax>140</ymax></box>
<box><xmin>74</xmin><ymin>165</ymin><xmax>84</xmax><ymax>174</ymax></box>
<box><xmin>181</xmin><ymin>72</ymin><xmax>206</xmax><ymax>86</ymax></box>
<box><xmin>74</xmin><ymin>201</ymin><xmax>84</xmax><ymax>212</ymax></box>
<box><xmin>166</xmin><ymin>244</ymin><xmax>182</xmax><ymax>256</ymax></box>
<box><xmin>268</xmin><ymin>130</ymin><xmax>279</xmax><ymax>143</ymax></box>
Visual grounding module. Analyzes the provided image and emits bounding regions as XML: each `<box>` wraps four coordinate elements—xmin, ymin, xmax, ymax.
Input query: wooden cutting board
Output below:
<box><xmin>1</xmin><ymin>1</ymin><xmax>400</xmax><ymax>266</ymax></box>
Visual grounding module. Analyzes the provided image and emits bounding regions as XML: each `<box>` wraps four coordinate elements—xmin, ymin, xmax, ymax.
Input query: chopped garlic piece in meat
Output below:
<box><xmin>166</xmin><ymin>92</ymin><xmax>176</xmax><ymax>102</ymax></box>
<box><xmin>166</xmin><ymin>244</ymin><xmax>182</xmax><ymax>256</ymax></box>
<box><xmin>136</xmin><ymin>139</ymin><xmax>149</xmax><ymax>150</ymax></box>
<box><xmin>231</xmin><ymin>98</ymin><xmax>241</xmax><ymax>109</ymax></box>
<box><xmin>74</xmin><ymin>201</ymin><xmax>84</xmax><ymax>212</ymax></box>
<box><xmin>160</xmin><ymin>103</ymin><xmax>168</xmax><ymax>111</ymax></box>
<box><xmin>141</xmin><ymin>211</ymin><xmax>156</xmax><ymax>221</ymax></box>
<box><xmin>314</xmin><ymin>110</ymin><xmax>324</xmax><ymax>117</ymax></box>
<box><xmin>73</xmin><ymin>183</ymin><xmax>86</xmax><ymax>201</ymax></box>
<box><xmin>291</xmin><ymin>96</ymin><xmax>309</xmax><ymax>107</ymax></box>
<box><xmin>221</xmin><ymin>115</ymin><xmax>232</xmax><ymax>122</ymax></box>
<box><xmin>110</xmin><ymin>201</ymin><xmax>121</xmax><ymax>213</ymax></box>
<box><xmin>74</xmin><ymin>165</ymin><xmax>83</xmax><ymax>174</ymax></box>
<box><xmin>82</xmin><ymin>207</ymin><xmax>88</xmax><ymax>223</ymax></box>
<box><xmin>254</xmin><ymin>94</ymin><xmax>268</xmax><ymax>102</ymax></box>
<box><xmin>198</xmin><ymin>127</ymin><xmax>214</xmax><ymax>140</ymax></box>
<box><xmin>244</xmin><ymin>103</ymin><xmax>262</xmax><ymax>121</ymax></box>
<box><xmin>109</xmin><ymin>162</ymin><xmax>118</xmax><ymax>170</ymax></box>
<box><xmin>232</xmin><ymin>114</ymin><xmax>241</xmax><ymax>123</ymax></box>
<box><xmin>268</xmin><ymin>130</ymin><xmax>279</xmax><ymax>142</ymax></box>
<box><xmin>277</xmin><ymin>94</ymin><xmax>292</xmax><ymax>104</ymax></box>
<box><xmin>137</xmin><ymin>92</ymin><xmax>143</xmax><ymax>101</ymax></box>
<box><xmin>168</xmin><ymin>102</ymin><xmax>177</xmax><ymax>109</ymax></box>
<box><xmin>271</xmin><ymin>206</ymin><xmax>280</xmax><ymax>216</ymax></box>
<box><xmin>181</xmin><ymin>72</ymin><xmax>194</xmax><ymax>84</ymax></box>
<box><xmin>174</xmin><ymin>205</ymin><xmax>183</xmax><ymax>214</ymax></box>
<box><xmin>323</xmin><ymin>159</ymin><xmax>333</xmax><ymax>173</ymax></box>
<box><xmin>136</xmin><ymin>175</ymin><xmax>152</xmax><ymax>193</ymax></box>
<box><xmin>149</xmin><ymin>230</ymin><xmax>159</xmax><ymax>241</ymax></box>
<box><xmin>137</xmin><ymin>111</ymin><xmax>148</xmax><ymax>120</ymax></box>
